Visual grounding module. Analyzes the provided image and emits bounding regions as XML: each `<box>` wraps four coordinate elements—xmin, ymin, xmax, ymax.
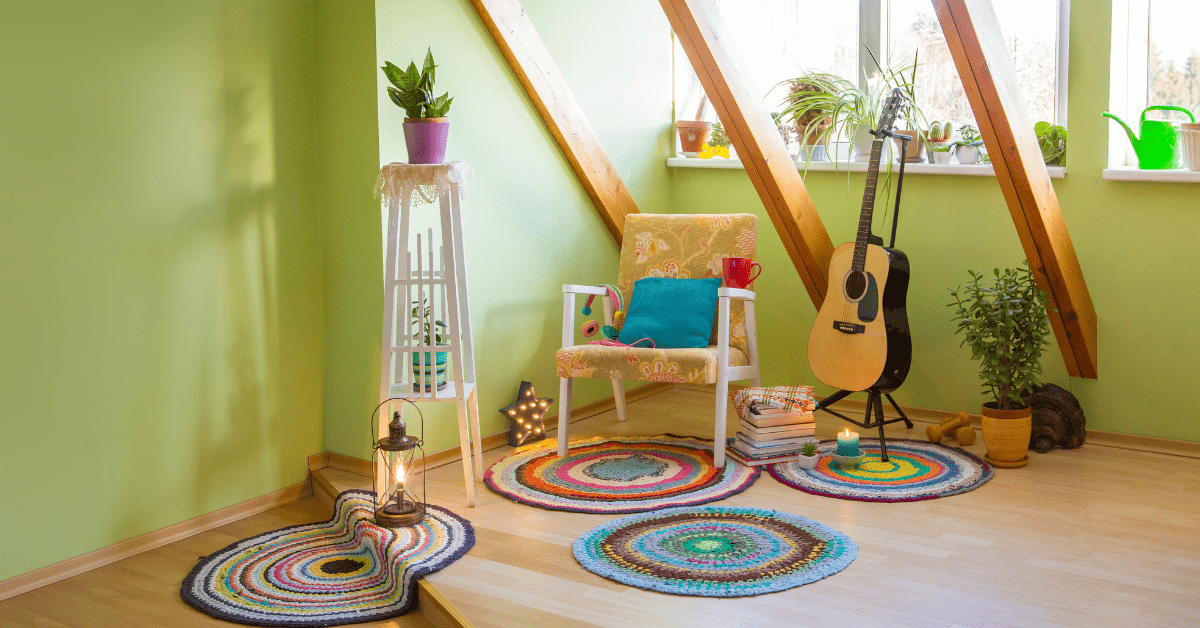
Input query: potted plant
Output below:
<box><xmin>929</xmin><ymin>143</ymin><xmax>954</xmax><ymax>165</ymax></box>
<box><xmin>952</xmin><ymin>124</ymin><xmax>985</xmax><ymax>164</ymax></box>
<box><xmin>777</xmin><ymin>73</ymin><xmax>841</xmax><ymax>164</ymax></box>
<box><xmin>926</xmin><ymin>120</ymin><xmax>954</xmax><ymax>161</ymax></box>
<box><xmin>796</xmin><ymin>440</ymin><xmax>820</xmax><ymax>470</ymax></box>
<box><xmin>411</xmin><ymin>298</ymin><xmax>449</xmax><ymax>391</ymax></box>
<box><xmin>677</xmin><ymin>95</ymin><xmax>714</xmax><ymax>158</ymax></box>
<box><xmin>382</xmin><ymin>49</ymin><xmax>454</xmax><ymax>164</ymax></box>
<box><xmin>1035</xmin><ymin>121</ymin><xmax>1067</xmax><ymax>166</ymax></box>
<box><xmin>699</xmin><ymin>120</ymin><xmax>734</xmax><ymax>159</ymax></box>
<box><xmin>947</xmin><ymin>262</ymin><xmax>1053</xmax><ymax>468</ymax></box>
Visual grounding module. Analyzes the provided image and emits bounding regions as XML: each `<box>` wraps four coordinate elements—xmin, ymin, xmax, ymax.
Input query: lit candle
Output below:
<box><xmin>836</xmin><ymin>428</ymin><xmax>860</xmax><ymax>457</ymax></box>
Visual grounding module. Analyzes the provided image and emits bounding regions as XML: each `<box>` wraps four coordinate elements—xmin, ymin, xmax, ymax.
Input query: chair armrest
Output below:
<box><xmin>718</xmin><ymin>287</ymin><xmax>756</xmax><ymax>301</ymax></box>
<box><xmin>563</xmin><ymin>284</ymin><xmax>609</xmax><ymax>295</ymax></box>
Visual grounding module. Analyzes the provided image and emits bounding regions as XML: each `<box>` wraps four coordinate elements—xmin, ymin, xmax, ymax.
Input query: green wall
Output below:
<box><xmin>0</xmin><ymin>1</ymin><xmax>326</xmax><ymax>581</ymax></box>
<box><xmin>673</xmin><ymin>2</ymin><xmax>1200</xmax><ymax>443</ymax></box>
<box><xmin>320</xmin><ymin>0</ymin><xmax>673</xmax><ymax>460</ymax></box>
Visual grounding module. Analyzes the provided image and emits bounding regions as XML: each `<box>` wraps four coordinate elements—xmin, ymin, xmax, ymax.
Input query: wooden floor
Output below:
<box><xmin>5</xmin><ymin>387</ymin><xmax>1200</xmax><ymax>627</ymax></box>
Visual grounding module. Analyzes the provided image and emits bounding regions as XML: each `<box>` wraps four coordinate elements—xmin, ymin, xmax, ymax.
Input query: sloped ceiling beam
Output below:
<box><xmin>660</xmin><ymin>0</ymin><xmax>834</xmax><ymax>306</ymax></box>
<box><xmin>469</xmin><ymin>0</ymin><xmax>638</xmax><ymax>243</ymax></box>
<box><xmin>933</xmin><ymin>0</ymin><xmax>1098</xmax><ymax>378</ymax></box>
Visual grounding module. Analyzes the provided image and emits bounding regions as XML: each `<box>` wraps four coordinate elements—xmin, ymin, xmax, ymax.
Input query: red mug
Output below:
<box><xmin>722</xmin><ymin>257</ymin><xmax>762</xmax><ymax>289</ymax></box>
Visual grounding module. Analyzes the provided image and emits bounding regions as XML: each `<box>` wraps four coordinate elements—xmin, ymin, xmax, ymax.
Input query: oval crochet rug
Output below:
<box><xmin>181</xmin><ymin>490</ymin><xmax>473</xmax><ymax>627</ymax></box>
<box><xmin>484</xmin><ymin>434</ymin><xmax>759</xmax><ymax>514</ymax></box>
<box><xmin>573</xmin><ymin>506</ymin><xmax>857</xmax><ymax>597</ymax></box>
<box><xmin>769</xmin><ymin>438</ymin><xmax>994</xmax><ymax>502</ymax></box>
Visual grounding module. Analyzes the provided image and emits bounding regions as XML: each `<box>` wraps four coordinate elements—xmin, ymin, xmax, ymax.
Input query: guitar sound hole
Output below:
<box><xmin>844</xmin><ymin>271</ymin><xmax>867</xmax><ymax>301</ymax></box>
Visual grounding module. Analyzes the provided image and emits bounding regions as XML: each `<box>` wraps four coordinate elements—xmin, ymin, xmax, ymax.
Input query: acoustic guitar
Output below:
<box><xmin>808</xmin><ymin>89</ymin><xmax>912</xmax><ymax>393</ymax></box>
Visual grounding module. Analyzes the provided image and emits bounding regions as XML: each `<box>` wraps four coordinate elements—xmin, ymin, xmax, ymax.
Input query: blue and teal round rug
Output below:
<box><xmin>181</xmin><ymin>490</ymin><xmax>473</xmax><ymax>626</ymax></box>
<box><xmin>573</xmin><ymin>506</ymin><xmax>857</xmax><ymax>597</ymax></box>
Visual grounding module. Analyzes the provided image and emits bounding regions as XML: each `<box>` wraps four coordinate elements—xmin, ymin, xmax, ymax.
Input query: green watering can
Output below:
<box><xmin>1103</xmin><ymin>105</ymin><xmax>1196</xmax><ymax>169</ymax></box>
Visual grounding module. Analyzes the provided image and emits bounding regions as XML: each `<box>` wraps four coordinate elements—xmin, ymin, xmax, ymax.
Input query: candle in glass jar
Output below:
<box><xmin>836</xmin><ymin>428</ymin><xmax>860</xmax><ymax>457</ymax></box>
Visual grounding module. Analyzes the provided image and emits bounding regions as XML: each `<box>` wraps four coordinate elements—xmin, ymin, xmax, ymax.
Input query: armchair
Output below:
<box><xmin>554</xmin><ymin>214</ymin><xmax>762</xmax><ymax>467</ymax></box>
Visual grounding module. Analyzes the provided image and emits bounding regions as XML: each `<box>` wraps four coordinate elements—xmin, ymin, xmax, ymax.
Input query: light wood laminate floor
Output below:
<box><xmin>4</xmin><ymin>387</ymin><xmax>1199</xmax><ymax>627</ymax></box>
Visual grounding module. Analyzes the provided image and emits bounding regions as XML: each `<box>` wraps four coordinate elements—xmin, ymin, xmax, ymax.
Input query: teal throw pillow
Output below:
<box><xmin>618</xmin><ymin>277</ymin><xmax>721</xmax><ymax>349</ymax></box>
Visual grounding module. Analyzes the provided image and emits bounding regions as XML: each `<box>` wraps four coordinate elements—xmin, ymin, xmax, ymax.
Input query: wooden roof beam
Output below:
<box><xmin>933</xmin><ymin>0</ymin><xmax>1098</xmax><ymax>378</ymax></box>
<box><xmin>469</xmin><ymin>0</ymin><xmax>638</xmax><ymax>243</ymax></box>
<box><xmin>659</xmin><ymin>0</ymin><xmax>834</xmax><ymax>306</ymax></box>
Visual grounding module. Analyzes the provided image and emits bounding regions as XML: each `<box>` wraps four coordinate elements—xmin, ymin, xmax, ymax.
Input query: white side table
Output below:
<box><xmin>374</xmin><ymin>162</ymin><xmax>483</xmax><ymax>506</ymax></box>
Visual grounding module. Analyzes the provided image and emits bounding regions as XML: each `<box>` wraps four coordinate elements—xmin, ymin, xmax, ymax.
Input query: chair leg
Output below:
<box><xmin>713</xmin><ymin>373</ymin><xmax>729</xmax><ymax>468</ymax></box>
<box><xmin>611</xmin><ymin>378</ymin><xmax>626</xmax><ymax>422</ymax></box>
<box><xmin>557</xmin><ymin>377</ymin><xmax>573</xmax><ymax>456</ymax></box>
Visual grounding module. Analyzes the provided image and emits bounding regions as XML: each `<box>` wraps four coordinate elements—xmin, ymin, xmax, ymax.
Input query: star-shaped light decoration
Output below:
<box><xmin>501</xmin><ymin>381</ymin><xmax>553</xmax><ymax>447</ymax></box>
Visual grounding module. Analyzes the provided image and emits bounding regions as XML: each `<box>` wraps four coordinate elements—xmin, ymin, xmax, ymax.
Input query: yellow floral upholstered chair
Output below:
<box><xmin>555</xmin><ymin>214</ymin><xmax>761</xmax><ymax>467</ymax></box>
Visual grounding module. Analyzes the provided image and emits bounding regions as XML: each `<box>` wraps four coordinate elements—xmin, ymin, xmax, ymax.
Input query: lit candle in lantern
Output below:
<box><xmin>836</xmin><ymin>428</ymin><xmax>860</xmax><ymax>457</ymax></box>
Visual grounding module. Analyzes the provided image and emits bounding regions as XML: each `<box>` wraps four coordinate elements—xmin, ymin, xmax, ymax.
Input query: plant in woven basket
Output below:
<box><xmin>382</xmin><ymin>49</ymin><xmax>453</xmax><ymax>119</ymax></box>
<box><xmin>777</xmin><ymin>73</ymin><xmax>839</xmax><ymax>147</ymax></box>
<box><xmin>947</xmin><ymin>262</ymin><xmax>1052</xmax><ymax>410</ymax></box>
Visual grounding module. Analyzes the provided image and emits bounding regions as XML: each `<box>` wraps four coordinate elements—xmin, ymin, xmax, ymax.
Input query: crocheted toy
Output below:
<box><xmin>926</xmin><ymin>411</ymin><xmax>976</xmax><ymax>446</ymax></box>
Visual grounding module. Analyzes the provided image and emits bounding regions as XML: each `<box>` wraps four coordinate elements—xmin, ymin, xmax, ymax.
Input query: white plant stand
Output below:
<box><xmin>375</xmin><ymin>161</ymin><xmax>483</xmax><ymax>507</ymax></box>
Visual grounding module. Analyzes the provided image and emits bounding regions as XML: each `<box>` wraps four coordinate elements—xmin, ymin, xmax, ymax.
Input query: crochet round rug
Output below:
<box><xmin>573</xmin><ymin>506</ymin><xmax>857</xmax><ymax>597</ymax></box>
<box><xmin>769</xmin><ymin>438</ymin><xmax>993</xmax><ymax>502</ymax></box>
<box><xmin>484</xmin><ymin>434</ymin><xmax>758</xmax><ymax>514</ymax></box>
<box><xmin>181</xmin><ymin>490</ymin><xmax>473</xmax><ymax>627</ymax></box>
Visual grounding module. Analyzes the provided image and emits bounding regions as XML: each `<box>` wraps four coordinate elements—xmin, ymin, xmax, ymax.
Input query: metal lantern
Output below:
<box><xmin>372</xmin><ymin>409</ymin><xmax>427</xmax><ymax>527</ymax></box>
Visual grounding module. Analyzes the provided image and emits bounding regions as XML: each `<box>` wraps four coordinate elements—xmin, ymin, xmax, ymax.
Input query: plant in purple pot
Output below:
<box><xmin>382</xmin><ymin>49</ymin><xmax>454</xmax><ymax>164</ymax></box>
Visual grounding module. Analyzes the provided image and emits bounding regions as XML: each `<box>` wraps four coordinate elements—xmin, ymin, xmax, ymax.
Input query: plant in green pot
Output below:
<box><xmin>947</xmin><ymin>262</ymin><xmax>1052</xmax><ymax>468</ymax></box>
<box><xmin>411</xmin><ymin>298</ymin><xmax>449</xmax><ymax>391</ymax></box>
<box><xmin>382</xmin><ymin>49</ymin><xmax>454</xmax><ymax>164</ymax></box>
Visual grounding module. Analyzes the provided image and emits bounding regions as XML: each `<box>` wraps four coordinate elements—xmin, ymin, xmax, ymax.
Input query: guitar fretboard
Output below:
<box><xmin>852</xmin><ymin>136</ymin><xmax>886</xmax><ymax>272</ymax></box>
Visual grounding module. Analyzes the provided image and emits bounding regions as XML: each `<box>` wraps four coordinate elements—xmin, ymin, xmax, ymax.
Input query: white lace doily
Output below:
<box><xmin>374</xmin><ymin>161</ymin><xmax>474</xmax><ymax>206</ymax></box>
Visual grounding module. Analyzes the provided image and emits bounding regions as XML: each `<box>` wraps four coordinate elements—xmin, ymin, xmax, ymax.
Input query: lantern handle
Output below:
<box><xmin>369</xmin><ymin>397</ymin><xmax>426</xmax><ymax>451</ymax></box>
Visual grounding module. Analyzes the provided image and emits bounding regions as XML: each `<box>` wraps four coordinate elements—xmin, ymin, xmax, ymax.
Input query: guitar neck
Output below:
<box><xmin>852</xmin><ymin>136</ymin><xmax>886</xmax><ymax>271</ymax></box>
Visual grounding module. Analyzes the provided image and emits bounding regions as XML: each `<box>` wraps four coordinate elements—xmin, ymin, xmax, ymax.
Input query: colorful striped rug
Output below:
<box><xmin>484</xmin><ymin>434</ymin><xmax>759</xmax><ymax>514</ymax></box>
<box><xmin>769</xmin><ymin>438</ymin><xmax>993</xmax><ymax>502</ymax></box>
<box><xmin>574</xmin><ymin>506</ymin><xmax>858</xmax><ymax>597</ymax></box>
<box><xmin>181</xmin><ymin>490</ymin><xmax>473</xmax><ymax>626</ymax></box>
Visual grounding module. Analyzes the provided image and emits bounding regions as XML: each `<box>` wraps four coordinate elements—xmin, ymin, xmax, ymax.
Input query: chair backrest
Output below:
<box><xmin>617</xmin><ymin>214</ymin><xmax>758</xmax><ymax>354</ymax></box>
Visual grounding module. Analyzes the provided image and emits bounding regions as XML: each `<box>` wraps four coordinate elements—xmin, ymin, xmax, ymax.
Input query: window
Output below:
<box><xmin>1109</xmin><ymin>0</ymin><xmax>1200</xmax><ymax>168</ymax></box>
<box><xmin>673</xmin><ymin>0</ymin><xmax>1067</xmax><ymax>154</ymax></box>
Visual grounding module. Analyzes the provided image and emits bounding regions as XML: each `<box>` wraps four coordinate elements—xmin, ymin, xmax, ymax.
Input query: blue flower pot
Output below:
<box><xmin>411</xmin><ymin>350</ymin><xmax>449</xmax><ymax>391</ymax></box>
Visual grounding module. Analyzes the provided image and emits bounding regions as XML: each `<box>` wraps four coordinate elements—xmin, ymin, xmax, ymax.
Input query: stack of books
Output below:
<box><xmin>727</xmin><ymin>400</ymin><xmax>816</xmax><ymax>466</ymax></box>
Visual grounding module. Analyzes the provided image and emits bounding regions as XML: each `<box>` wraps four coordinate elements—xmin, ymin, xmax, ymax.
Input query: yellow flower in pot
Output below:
<box><xmin>947</xmin><ymin>262</ymin><xmax>1053</xmax><ymax>468</ymax></box>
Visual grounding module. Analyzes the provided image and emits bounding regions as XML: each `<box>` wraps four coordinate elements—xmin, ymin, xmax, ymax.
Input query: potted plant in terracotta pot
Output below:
<box><xmin>777</xmin><ymin>72</ymin><xmax>840</xmax><ymax>164</ymax></box>
<box><xmin>948</xmin><ymin>262</ymin><xmax>1052</xmax><ymax>468</ymax></box>
<box><xmin>677</xmin><ymin>95</ymin><xmax>715</xmax><ymax>158</ymax></box>
<box><xmin>410</xmin><ymin>298</ymin><xmax>449</xmax><ymax>391</ymax></box>
<box><xmin>382</xmin><ymin>49</ymin><xmax>454</xmax><ymax>164</ymax></box>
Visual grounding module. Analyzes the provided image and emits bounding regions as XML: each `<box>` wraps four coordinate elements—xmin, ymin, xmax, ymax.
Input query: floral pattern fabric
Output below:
<box><xmin>617</xmin><ymin>214</ymin><xmax>758</xmax><ymax>357</ymax></box>
<box><xmin>558</xmin><ymin>213</ymin><xmax>759</xmax><ymax>386</ymax></box>
<box><xmin>556</xmin><ymin>345</ymin><xmax>749</xmax><ymax>385</ymax></box>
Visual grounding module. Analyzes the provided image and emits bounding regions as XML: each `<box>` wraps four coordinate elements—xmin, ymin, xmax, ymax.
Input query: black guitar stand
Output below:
<box><xmin>816</xmin><ymin>389</ymin><xmax>913</xmax><ymax>462</ymax></box>
<box><xmin>815</xmin><ymin>128</ymin><xmax>915</xmax><ymax>463</ymax></box>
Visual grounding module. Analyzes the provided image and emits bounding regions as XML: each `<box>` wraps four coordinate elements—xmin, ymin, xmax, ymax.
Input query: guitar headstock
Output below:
<box><xmin>876</xmin><ymin>88</ymin><xmax>907</xmax><ymax>133</ymax></box>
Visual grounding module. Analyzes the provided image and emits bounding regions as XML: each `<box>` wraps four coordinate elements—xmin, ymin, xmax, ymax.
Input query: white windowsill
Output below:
<box><xmin>1101</xmin><ymin>167</ymin><xmax>1200</xmax><ymax>183</ymax></box>
<box><xmin>667</xmin><ymin>157</ymin><xmax>1067</xmax><ymax>179</ymax></box>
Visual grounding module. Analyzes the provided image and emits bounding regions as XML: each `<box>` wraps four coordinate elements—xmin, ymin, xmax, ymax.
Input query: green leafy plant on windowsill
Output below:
<box><xmin>952</xmin><ymin>124</ymin><xmax>984</xmax><ymax>148</ymax></box>
<box><xmin>382</xmin><ymin>49</ymin><xmax>453</xmax><ymax>119</ymax></box>
<box><xmin>708</xmin><ymin>121</ymin><xmax>732</xmax><ymax>149</ymax></box>
<box><xmin>1035</xmin><ymin>121</ymin><xmax>1067</xmax><ymax>166</ymax></box>
<box><xmin>946</xmin><ymin>262</ymin><xmax>1053</xmax><ymax>411</ymax></box>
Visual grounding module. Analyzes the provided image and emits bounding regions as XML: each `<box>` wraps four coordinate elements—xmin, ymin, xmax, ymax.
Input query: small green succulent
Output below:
<box><xmin>801</xmin><ymin>441</ymin><xmax>819</xmax><ymax>457</ymax></box>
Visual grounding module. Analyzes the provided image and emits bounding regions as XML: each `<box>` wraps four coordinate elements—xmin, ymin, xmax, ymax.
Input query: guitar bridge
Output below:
<box><xmin>833</xmin><ymin>321</ymin><xmax>866</xmax><ymax>335</ymax></box>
